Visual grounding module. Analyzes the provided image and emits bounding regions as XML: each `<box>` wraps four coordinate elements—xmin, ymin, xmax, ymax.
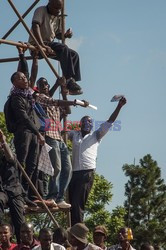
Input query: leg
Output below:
<box><xmin>8</xmin><ymin>195</ymin><xmax>25</xmax><ymax>243</ymax></box>
<box><xmin>56</xmin><ymin>141</ymin><xmax>72</xmax><ymax>203</ymax></box>
<box><xmin>46</xmin><ymin>137</ymin><xmax>61</xmax><ymax>200</ymax></box>
<box><xmin>69</xmin><ymin>170</ymin><xmax>94</xmax><ymax>225</ymax></box>
<box><xmin>50</xmin><ymin>42</ymin><xmax>81</xmax><ymax>81</ymax></box>
<box><xmin>22</xmin><ymin>133</ymin><xmax>39</xmax><ymax>198</ymax></box>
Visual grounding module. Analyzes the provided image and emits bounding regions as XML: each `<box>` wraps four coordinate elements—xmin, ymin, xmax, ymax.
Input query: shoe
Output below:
<box><xmin>67</xmin><ymin>78</ymin><xmax>83</xmax><ymax>95</ymax></box>
<box><xmin>57</xmin><ymin>201</ymin><xmax>71</xmax><ymax>209</ymax></box>
<box><xmin>44</xmin><ymin>199</ymin><xmax>57</xmax><ymax>208</ymax></box>
<box><xmin>24</xmin><ymin>197</ymin><xmax>38</xmax><ymax>207</ymax></box>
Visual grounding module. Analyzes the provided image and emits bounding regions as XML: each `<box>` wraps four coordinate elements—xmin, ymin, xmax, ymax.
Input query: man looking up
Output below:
<box><xmin>6</xmin><ymin>71</ymin><xmax>45</xmax><ymax>202</ymax></box>
<box><xmin>68</xmin><ymin>97</ymin><xmax>127</xmax><ymax>225</ymax></box>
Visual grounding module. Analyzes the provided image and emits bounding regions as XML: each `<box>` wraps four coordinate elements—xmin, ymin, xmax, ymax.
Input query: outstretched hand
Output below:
<box><xmin>118</xmin><ymin>97</ymin><xmax>127</xmax><ymax>108</ymax></box>
<box><xmin>81</xmin><ymin>100</ymin><xmax>89</xmax><ymax>107</ymax></box>
<box><xmin>65</xmin><ymin>28</ymin><xmax>73</xmax><ymax>38</ymax></box>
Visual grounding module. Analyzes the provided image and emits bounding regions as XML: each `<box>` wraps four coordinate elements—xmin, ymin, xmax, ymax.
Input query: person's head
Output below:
<box><xmin>0</xmin><ymin>224</ymin><xmax>13</xmax><ymax>245</ymax></box>
<box><xmin>48</xmin><ymin>0</ymin><xmax>62</xmax><ymax>16</ymax></box>
<box><xmin>118</xmin><ymin>227</ymin><xmax>129</xmax><ymax>243</ymax></box>
<box><xmin>53</xmin><ymin>227</ymin><xmax>71</xmax><ymax>247</ymax></box>
<box><xmin>11</xmin><ymin>72</ymin><xmax>29</xmax><ymax>89</ymax></box>
<box><xmin>68</xmin><ymin>223</ymin><xmax>89</xmax><ymax>248</ymax></box>
<box><xmin>20</xmin><ymin>222</ymin><xmax>34</xmax><ymax>246</ymax></box>
<box><xmin>93</xmin><ymin>225</ymin><xmax>107</xmax><ymax>248</ymax></box>
<box><xmin>39</xmin><ymin>228</ymin><xmax>53</xmax><ymax>250</ymax></box>
<box><xmin>36</xmin><ymin>77</ymin><xmax>50</xmax><ymax>96</ymax></box>
<box><xmin>141</xmin><ymin>243</ymin><xmax>155</xmax><ymax>250</ymax></box>
<box><xmin>80</xmin><ymin>116</ymin><xmax>93</xmax><ymax>134</ymax></box>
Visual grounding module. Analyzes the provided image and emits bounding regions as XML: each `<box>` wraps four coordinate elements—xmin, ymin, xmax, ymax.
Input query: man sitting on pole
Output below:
<box><xmin>29</xmin><ymin>0</ymin><xmax>83</xmax><ymax>95</ymax></box>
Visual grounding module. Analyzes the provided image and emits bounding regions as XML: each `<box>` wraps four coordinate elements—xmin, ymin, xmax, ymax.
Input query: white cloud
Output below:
<box><xmin>66</xmin><ymin>37</ymin><xmax>84</xmax><ymax>51</ymax></box>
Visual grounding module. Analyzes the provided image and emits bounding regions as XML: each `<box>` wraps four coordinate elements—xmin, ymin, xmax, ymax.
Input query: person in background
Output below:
<box><xmin>33</xmin><ymin>228</ymin><xmax>65</xmax><ymax>250</ymax></box>
<box><xmin>0</xmin><ymin>224</ymin><xmax>17</xmax><ymax>250</ymax></box>
<box><xmin>18</xmin><ymin>222</ymin><xmax>39</xmax><ymax>250</ymax></box>
<box><xmin>109</xmin><ymin>227</ymin><xmax>135</xmax><ymax>250</ymax></box>
<box><xmin>0</xmin><ymin>130</ymin><xmax>25</xmax><ymax>243</ymax></box>
<box><xmin>93</xmin><ymin>226</ymin><xmax>108</xmax><ymax>250</ymax></box>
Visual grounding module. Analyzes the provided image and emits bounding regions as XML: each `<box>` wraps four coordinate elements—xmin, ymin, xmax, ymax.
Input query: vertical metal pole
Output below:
<box><xmin>61</xmin><ymin>0</ymin><xmax>71</xmax><ymax>227</ymax></box>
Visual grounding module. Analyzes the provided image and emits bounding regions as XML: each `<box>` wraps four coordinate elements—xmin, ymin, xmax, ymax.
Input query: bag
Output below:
<box><xmin>4</xmin><ymin>96</ymin><xmax>17</xmax><ymax>133</ymax></box>
<box><xmin>34</xmin><ymin>102</ymin><xmax>51</xmax><ymax>132</ymax></box>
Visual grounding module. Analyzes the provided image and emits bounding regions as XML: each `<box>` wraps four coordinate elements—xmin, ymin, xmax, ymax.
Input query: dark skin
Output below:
<box><xmin>80</xmin><ymin>97</ymin><xmax>127</xmax><ymax>138</ymax></box>
<box><xmin>39</xmin><ymin>230</ymin><xmax>52</xmax><ymax>250</ymax></box>
<box><xmin>37</xmin><ymin>77</ymin><xmax>89</xmax><ymax>109</ymax></box>
<box><xmin>118</xmin><ymin>227</ymin><xmax>131</xmax><ymax>250</ymax></box>
<box><xmin>93</xmin><ymin>232</ymin><xmax>106</xmax><ymax>249</ymax></box>
<box><xmin>20</xmin><ymin>223</ymin><xmax>34</xmax><ymax>246</ymax></box>
<box><xmin>0</xmin><ymin>225</ymin><xmax>13</xmax><ymax>250</ymax></box>
<box><xmin>32</xmin><ymin>0</ymin><xmax>73</xmax><ymax>55</ymax></box>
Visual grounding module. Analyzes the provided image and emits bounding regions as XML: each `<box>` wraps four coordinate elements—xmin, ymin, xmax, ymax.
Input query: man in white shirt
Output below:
<box><xmin>68</xmin><ymin>97</ymin><xmax>127</xmax><ymax>225</ymax></box>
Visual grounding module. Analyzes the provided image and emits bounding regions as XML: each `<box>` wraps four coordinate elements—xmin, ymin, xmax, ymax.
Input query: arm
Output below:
<box><xmin>96</xmin><ymin>97</ymin><xmax>127</xmax><ymax>140</ymax></box>
<box><xmin>29</xmin><ymin>51</ymin><xmax>39</xmax><ymax>88</ymax></box>
<box><xmin>32</xmin><ymin>22</ymin><xmax>53</xmax><ymax>54</ymax></box>
<box><xmin>107</xmin><ymin>97</ymin><xmax>127</xmax><ymax>123</ymax></box>
<box><xmin>0</xmin><ymin>130</ymin><xmax>14</xmax><ymax>162</ymax></box>
<box><xmin>17</xmin><ymin>46</ymin><xmax>29</xmax><ymax>80</ymax></box>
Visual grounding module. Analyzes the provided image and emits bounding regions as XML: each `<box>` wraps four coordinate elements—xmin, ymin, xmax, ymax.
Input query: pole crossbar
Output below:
<box><xmin>16</xmin><ymin>158</ymin><xmax>59</xmax><ymax>228</ymax></box>
<box><xmin>2</xmin><ymin>0</ymin><xmax>40</xmax><ymax>40</ymax></box>
<box><xmin>8</xmin><ymin>0</ymin><xmax>60</xmax><ymax>79</ymax></box>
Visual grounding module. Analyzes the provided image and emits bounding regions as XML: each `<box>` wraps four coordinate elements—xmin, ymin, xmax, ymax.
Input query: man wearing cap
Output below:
<box><xmin>93</xmin><ymin>226</ymin><xmax>108</xmax><ymax>250</ymax></box>
<box><xmin>68</xmin><ymin>223</ymin><xmax>101</xmax><ymax>250</ymax></box>
<box><xmin>109</xmin><ymin>227</ymin><xmax>135</xmax><ymax>250</ymax></box>
<box><xmin>68</xmin><ymin>97</ymin><xmax>127</xmax><ymax>225</ymax></box>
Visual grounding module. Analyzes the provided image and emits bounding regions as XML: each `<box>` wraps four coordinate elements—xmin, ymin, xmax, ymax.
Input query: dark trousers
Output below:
<box><xmin>50</xmin><ymin>42</ymin><xmax>81</xmax><ymax>82</ymax></box>
<box><xmin>69</xmin><ymin>169</ymin><xmax>94</xmax><ymax>226</ymax></box>
<box><xmin>14</xmin><ymin>130</ymin><xmax>39</xmax><ymax>199</ymax></box>
<box><xmin>0</xmin><ymin>192</ymin><xmax>25</xmax><ymax>243</ymax></box>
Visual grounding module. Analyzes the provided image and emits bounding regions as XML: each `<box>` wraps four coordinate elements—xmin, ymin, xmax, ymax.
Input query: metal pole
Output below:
<box><xmin>2</xmin><ymin>0</ymin><xmax>40</xmax><ymax>40</ymax></box>
<box><xmin>16</xmin><ymin>159</ymin><xmax>59</xmax><ymax>228</ymax></box>
<box><xmin>0</xmin><ymin>56</ymin><xmax>33</xmax><ymax>63</ymax></box>
<box><xmin>7</xmin><ymin>0</ymin><xmax>60</xmax><ymax>79</ymax></box>
<box><xmin>61</xmin><ymin>0</ymin><xmax>71</xmax><ymax>228</ymax></box>
<box><xmin>0</xmin><ymin>39</ymin><xmax>41</xmax><ymax>51</ymax></box>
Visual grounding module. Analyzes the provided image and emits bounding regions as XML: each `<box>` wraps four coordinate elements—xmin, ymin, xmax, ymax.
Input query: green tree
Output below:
<box><xmin>0</xmin><ymin>112</ymin><xmax>13</xmax><ymax>142</ymax></box>
<box><xmin>123</xmin><ymin>154</ymin><xmax>166</xmax><ymax>249</ymax></box>
<box><xmin>85</xmin><ymin>173</ymin><xmax>126</xmax><ymax>245</ymax></box>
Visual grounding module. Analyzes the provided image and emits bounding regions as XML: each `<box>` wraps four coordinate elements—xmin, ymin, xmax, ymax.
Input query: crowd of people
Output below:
<box><xmin>0</xmin><ymin>222</ymin><xmax>155</xmax><ymax>250</ymax></box>
<box><xmin>0</xmin><ymin>0</ymin><xmax>129</xmax><ymax>247</ymax></box>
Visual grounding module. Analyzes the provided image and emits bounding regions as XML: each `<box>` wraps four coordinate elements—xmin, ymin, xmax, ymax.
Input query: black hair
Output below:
<box><xmin>39</xmin><ymin>228</ymin><xmax>52</xmax><ymax>238</ymax></box>
<box><xmin>10</xmin><ymin>72</ymin><xmax>18</xmax><ymax>84</ymax></box>
<box><xmin>36</xmin><ymin>77</ymin><xmax>49</xmax><ymax>88</ymax></box>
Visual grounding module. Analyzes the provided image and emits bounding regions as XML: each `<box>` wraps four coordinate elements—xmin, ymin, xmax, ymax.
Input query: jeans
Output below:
<box><xmin>46</xmin><ymin>136</ymin><xmax>72</xmax><ymax>202</ymax></box>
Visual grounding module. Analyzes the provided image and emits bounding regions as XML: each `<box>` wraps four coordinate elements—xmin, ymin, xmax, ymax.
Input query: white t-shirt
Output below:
<box><xmin>69</xmin><ymin>121</ymin><xmax>112</xmax><ymax>171</ymax></box>
<box><xmin>33</xmin><ymin>243</ymin><xmax>65</xmax><ymax>250</ymax></box>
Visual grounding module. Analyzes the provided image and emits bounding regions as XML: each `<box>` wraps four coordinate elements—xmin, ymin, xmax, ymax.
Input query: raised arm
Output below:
<box><xmin>96</xmin><ymin>97</ymin><xmax>127</xmax><ymax>140</ymax></box>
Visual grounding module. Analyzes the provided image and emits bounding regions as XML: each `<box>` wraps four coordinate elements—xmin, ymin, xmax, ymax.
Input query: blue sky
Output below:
<box><xmin>0</xmin><ymin>0</ymin><xmax>166</xmax><ymax>210</ymax></box>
